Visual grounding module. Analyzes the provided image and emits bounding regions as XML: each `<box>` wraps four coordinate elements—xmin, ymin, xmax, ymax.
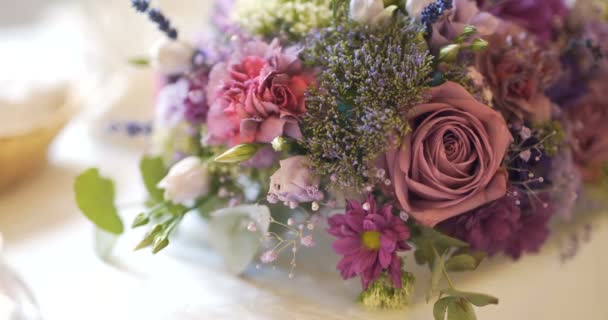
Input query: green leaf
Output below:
<box><xmin>454</xmin><ymin>25</ymin><xmax>477</xmax><ymax>44</ymax></box>
<box><xmin>134</xmin><ymin>224</ymin><xmax>162</xmax><ymax>250</ymax></box>
<box><xmin>131</xmin><ymin>213</ymin><xmax>150</xmax><ymax>228</ymax></box>
<box><xmin>140</xmin><ymin>156</ymin><xmax>167</xmax><ymax>202</ymax></box>
<box><xmin>434</xmin><ymin>297</ymin><xmax>456</xmax><ymax>320</ymax></box>
<box><xmin>128</xmin><ymin>56</ymin><xmax>150</xmax><ymax>67</ymax></box>
<box><xmin>214</xmin><ymin>143</ymin><xmax>264</xmax><ymax>163</ymax></box>
<box><xmin>445</xmin><ymin>254</ymin><xmax>479</xmax><ymax>272</ymax></box>
<box><xmin>418</xmin><ymin>225</ymin><xmax>469</xmax><ymax>249</ymax></box>
<box><xmin>152</xmin><ymin>237</ymin><xmax>169</xmax><ymax>254</ymax></box>
<box><xmin>74</xmin><ymin>168</ymin><xmax>124</xmax><ymax>235</ymax></box>
<box><xmin>208</xmin><ymin>205</ymin><xmax>271</xmax><ymax>274</ymax></box>
<box><xmin>447</xmin><ymin>299</ymin><xmax>477</xmax><ymax>320</ymax></box>
<box><xmin>441</xmin><ymin>289</ymin><xmax>499</xmax><ymax>307</ymax></box>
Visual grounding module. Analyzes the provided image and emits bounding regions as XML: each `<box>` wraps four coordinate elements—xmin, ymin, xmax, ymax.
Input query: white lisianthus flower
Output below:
<box><xmin>157</xmin><ymin>156</ymin><xmax>210</xmax><ymax>206</ymax></box>
<box><xmin>150</xmin><ymin>38</ymin><xmax>195</xmax><ymax>75</ymax></box>
<box><xmin>349</xmin><ymin>0</ymin><xmax>398</xmax><ymax>24</ymax></box>
<box><xmin>406</xmin><ymin>0</ymin><xmax>437</xmax><ymax>18</ymax></box>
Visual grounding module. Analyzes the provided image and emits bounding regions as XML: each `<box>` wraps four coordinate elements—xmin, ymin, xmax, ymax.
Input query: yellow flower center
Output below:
<box><xmin>361</xmin><ymin>231</ymin><xmax>381</xmax><ymax>250</ymax></box>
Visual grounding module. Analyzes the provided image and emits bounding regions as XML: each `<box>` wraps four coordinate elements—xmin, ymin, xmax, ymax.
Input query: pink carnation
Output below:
<box><xmin>327</xmin><ymin>196</ymin><xmax>411</xmax><ymax>289</ymax></box>
<box><xmin>205</xmin><ymin>39</ymin><xmax>313</xmax><ymax>146</ymax></box>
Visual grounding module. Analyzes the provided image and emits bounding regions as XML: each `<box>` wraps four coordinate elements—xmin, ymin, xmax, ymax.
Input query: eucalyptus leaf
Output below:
<box><xmin>445</xmin><ymin>254</ymin><xmax>479</xmax><ymax>272</ymax></box>
<box><xmin>447</xmin><ymin>299</ymin><xmax>477</xmax><ymax>320</ymax></box>
<box><xmin>208</xmin><ymin>205</ymin><xmax>271</xmax><ymax>274</ymax></box>
<box><xmin>140</xmin><ymin>156</ymin><xmax>167</xmax><ymax>202</ymax></box>
<box><xmin>74</xmin><ymin>168</ymin><xmax>124</xmax><ymax>235</ymax></box>
<box><xmin>441</xmin><ymin>289</ymin><xmax>499</xmax><ymax>307</ymax></box>
<box><xmin>434</xmin><ymin>297</ymin><xmax>457</xmax><ymax>320</ymax></box>
<box><xmin>420</xmin><ymin>226</ymin><xmax>469</xmax><ymax>249</ymax></box>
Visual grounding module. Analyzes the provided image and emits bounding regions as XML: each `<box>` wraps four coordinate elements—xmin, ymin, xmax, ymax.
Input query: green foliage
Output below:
<box><xmin>74</xmin><ymin>168</ymin><xmax>124</xmax><ymax>235</ymax></box>
<box><xmin>301</xmin><ymin>16</ymin><xmax>433</xmax><ymax>190</ymax></box>
<box><xmin>410</xmin><ymin>224</ymin><xmax>497</xmax><ymax>320</ymax></box>
<box><xmin>140</xmin><ymin>156</ymin><xmax>167</xmax><ymax>202</ymax></box>
<box><xmin>127</xmin><ymin>56</ymin><xmax>150</xmax><ymax>67</ymax></box>
<box><xmin>359</xmin><ymin>271</ymin><xmax>415</xmax><ymax>309</ymax></box>
<box><xmin>214</xmin><ymin>143</ymin><xmax>265</xmax><ymax>163</ymax></box>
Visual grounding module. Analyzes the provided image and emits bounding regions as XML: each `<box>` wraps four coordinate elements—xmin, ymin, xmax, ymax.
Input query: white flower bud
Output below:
<box><xmin>157</xmin><ymin>156</ymin><xmax>210</xmax><ymax>206</ymax></box>
<box><xmin>151</xmin><ymin>38</ymin><xmax>195</xmax><ymax>75</ymax></box>
<box><xmin>349</xmin><ymin>0</ymin><xmax>397</xmax><ymax>25</ymax></box>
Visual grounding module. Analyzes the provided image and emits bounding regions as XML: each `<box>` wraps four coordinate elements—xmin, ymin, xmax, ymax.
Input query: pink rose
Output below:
<box><xmin>205</xmin><ymin>39</ymin><xmax>313</xmax><ymax>146</ymax></box>
<box><xmin>384</xmin><ymin>82</ymin><xmax>512</xmax><ymax>227</ymax></box>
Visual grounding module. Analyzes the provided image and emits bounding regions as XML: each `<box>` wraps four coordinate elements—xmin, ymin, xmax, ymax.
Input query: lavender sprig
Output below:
<box><xmin>130</xmin><ymin>0</ymin><xmax>178</xmax><ymax>40</ymax></box>
<box><xmin>420</xmin><ymin>0</ymin><xmax>454</xmax><ymax>37</ymax></box>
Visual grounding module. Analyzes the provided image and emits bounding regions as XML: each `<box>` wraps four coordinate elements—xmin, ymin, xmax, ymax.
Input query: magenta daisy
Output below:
<box><xmin>327</xmin><ymin>196</ymin><xmax>411</xmax><ymax>289</ymax></box>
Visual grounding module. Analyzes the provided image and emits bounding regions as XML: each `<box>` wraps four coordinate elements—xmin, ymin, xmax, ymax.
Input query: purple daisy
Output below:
<box><xmin>327</xmin><ymin>196</ymin><xmax>411</xmax><ymax>289</ymax></box>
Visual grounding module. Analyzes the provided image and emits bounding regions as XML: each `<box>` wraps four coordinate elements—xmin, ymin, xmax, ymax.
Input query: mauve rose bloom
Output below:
<box><xmin>384</xmin><ymin>82</ymin><xmax>512</xmax><ymax>227</ymax></box>
<box><xmin>429</xmin><ymin>0</ymin><xmax>500</xmax><ymax>50</ymax></box>
<box><xmin>267</xmin><ymin>156</ymin><xmax>324</xmax><ymax>204</ymax></box>
<box><xmin>476</xmin><ymin>23</ymin><xmax>560</xmax><ymax>124</ymax></box>
<box><xmin>477</xmin><ymin>0</ymin><xmax>568</xmax><ymax>43</ymax></box>
<box><xmin>563</xmin><ymin>80</ymin><xmax>608</xmax><ymax>182</ymax></box>
<box><xmin>205</xmin><ymin>39</ymin><xmax>313</xmax><ymax>146</ymax></box>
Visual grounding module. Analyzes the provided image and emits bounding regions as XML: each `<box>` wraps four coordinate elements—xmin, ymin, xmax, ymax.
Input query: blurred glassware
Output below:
<box><xmin>0</xmin><ymin>234</ymin><xmax>42</xmax><ymax>320</ymax></box>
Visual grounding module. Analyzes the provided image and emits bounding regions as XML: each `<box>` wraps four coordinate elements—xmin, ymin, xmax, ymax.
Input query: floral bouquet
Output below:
<box><xmin>74</xmin><ymin>0</ymin><xmax>608</xmax><ymax>318</ymax></box>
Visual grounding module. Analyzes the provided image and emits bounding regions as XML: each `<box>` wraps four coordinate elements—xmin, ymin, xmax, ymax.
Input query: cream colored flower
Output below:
<box><xmin>157</xmin><ymin>156</ymin><xmax>210</xmax><ymax>205</ymax></box>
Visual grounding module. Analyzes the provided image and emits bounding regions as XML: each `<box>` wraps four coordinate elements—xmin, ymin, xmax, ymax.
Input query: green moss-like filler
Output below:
<box><xmin>358</xmin><ymin>271</ymin><xmax>415</xmax><ymax>309</ymax></box>
<box><xmin>232</xmin><ymin>0</ymin><xmax>334</xmax><ymax>41</ymax></box>
<box><xmin>534</xmin><ymin>121</ymin><xmax>565</xmax><ymax>156</ymax></box>
<box><xmin>301</xmin><ymin>17</ymin><xmax>434</xmax><ymax>190</ymax></box>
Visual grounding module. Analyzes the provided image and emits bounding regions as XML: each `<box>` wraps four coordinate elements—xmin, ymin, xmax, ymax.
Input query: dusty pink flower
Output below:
<box><xmin>267</xmin><ymin>156</ymin><xmax>324</xmax><ymax>204</ymax></box>
<box><xmin>430</xmin><ymin>0</ymin><xmax>500</xmax><ymax>50</ymax></box>
<box><xmin>477</xmin><ymin>0</ymin><xmax>568</xmax><ymax>43</ymax></box>
<box><xmin>476</xmin><ymin>23</ymin><xmax>560</xmax><ymax>124</ymax></box>
<box><xmin>205</xmin><ymin>39</ymin><xmax>313</xmax><ymax>146</ymax></box>
<box><xmin>564</xmin><ymin>80</ymin><xmax>608</xmax><ymax>182</ymax></box>
<box><xmin>383</xmin><ymin>82</ymin><xmax>512</xmax><ymax>227</ymax></box>
<box><xmin>327</xmin><ymin>196</ymin><xmax>411</xmax><ymax>289</ymax></box>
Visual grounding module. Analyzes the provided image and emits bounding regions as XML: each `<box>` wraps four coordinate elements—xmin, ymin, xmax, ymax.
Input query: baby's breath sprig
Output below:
<box><xmin>255</xmin><ymin>211</ymin><xmax>321</xmax><ymax>279</ymax></box>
